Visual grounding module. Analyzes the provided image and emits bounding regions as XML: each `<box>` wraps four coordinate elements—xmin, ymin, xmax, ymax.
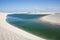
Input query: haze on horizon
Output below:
<box><xmin>0</xmin><ymin>0</ymin><xmax>60</xmax><ymax>12</ymax></box>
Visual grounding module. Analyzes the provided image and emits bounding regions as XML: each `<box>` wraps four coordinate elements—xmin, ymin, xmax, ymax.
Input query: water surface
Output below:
<box><xmin>6</xmin><ymin>14</ymin><xmax>60</xmax><ymax>40</ymax></box>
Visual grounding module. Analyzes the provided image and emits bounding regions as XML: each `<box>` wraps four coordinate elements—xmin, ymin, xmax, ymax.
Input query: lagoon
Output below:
<box><xmin>6</xmin><ymin>14</ymin><xmax>60</xmax><ymax>40</ymax></box>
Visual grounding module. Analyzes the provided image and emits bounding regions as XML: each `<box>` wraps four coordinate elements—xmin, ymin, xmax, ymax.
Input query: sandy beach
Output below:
<box><xmin>0</xmin><ymin>12</ymin><xmax>45</xmax><ymax>40</ymax></box>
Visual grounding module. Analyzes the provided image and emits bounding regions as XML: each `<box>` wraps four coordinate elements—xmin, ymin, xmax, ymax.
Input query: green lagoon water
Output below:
<box><xmin>6</xmin><ymin>14</ymin><xmax>60</xmax><ymax>40</ymax></box>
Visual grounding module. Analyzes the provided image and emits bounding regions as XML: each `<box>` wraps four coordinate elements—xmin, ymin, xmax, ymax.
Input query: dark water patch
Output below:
<box><xmin>8</xmin><ymin>14</ymin><xmax>49</xmax><ymax>19</ymax></box>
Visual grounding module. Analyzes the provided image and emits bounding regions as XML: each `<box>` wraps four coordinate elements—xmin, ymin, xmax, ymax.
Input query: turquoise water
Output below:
<box><xmin>6</xmin><ymin>14</ymin><xmax>60</xmax><ymax>40</ymax></box>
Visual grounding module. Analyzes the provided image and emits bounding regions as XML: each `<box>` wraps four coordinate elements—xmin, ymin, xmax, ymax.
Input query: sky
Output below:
<box><xmin>0</xmin><ymin>0</ymin><xmax>60</xmax><ymax>12</ymax></box>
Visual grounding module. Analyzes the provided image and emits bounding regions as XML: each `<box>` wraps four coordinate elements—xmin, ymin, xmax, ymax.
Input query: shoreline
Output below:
<box><xmin>0</xmin><ymin>13</ymin><xmax>45</xmax><ymax>40</ymax></box>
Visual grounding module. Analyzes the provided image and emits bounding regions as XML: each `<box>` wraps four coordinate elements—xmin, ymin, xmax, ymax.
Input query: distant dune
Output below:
<box><xmin>40</xmin><ymin>13</ymin><xmax>60</xmax><ymax>26</ymax></box>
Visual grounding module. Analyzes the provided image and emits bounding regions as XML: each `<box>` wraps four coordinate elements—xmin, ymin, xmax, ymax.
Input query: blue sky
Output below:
<box><xmin>0</xmin><ymin>0</ymin><xmax>60</xmax><ymax>12</ymax></box>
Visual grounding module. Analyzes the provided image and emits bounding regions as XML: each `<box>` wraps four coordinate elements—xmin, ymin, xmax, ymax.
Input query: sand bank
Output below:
<box><xmin>39</xmin><ymin>13</ymin><xmax>60</xmax><ymax>26</ymax></box>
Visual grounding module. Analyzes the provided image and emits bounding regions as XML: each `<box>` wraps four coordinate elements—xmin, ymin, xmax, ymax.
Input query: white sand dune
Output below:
<box><xmin>0</xmin><ymin>12</ymin><xmax>45</xmax><ymax>40</ymax></box>
<box><xmin>39</xmin><ymin>13</ymin><xmax>60</xmax><ymax>26</ymax></box>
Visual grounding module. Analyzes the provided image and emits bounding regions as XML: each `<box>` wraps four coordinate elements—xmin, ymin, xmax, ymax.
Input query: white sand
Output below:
<box><xmin>0</xmin><ymin>12</ymin><xmax>45</xmax><ymax>40</ymax></box>
<box><xmin>39</xmin><ymin>13</ymin><xmax>60</xmax><ymax>25</ymax></box>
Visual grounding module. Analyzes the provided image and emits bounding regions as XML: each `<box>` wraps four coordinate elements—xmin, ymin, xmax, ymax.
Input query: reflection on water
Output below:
<box><xmin>6</xmin><ymin>14</ymin><xmax>60</xmax><ymax>40</ymax></box>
